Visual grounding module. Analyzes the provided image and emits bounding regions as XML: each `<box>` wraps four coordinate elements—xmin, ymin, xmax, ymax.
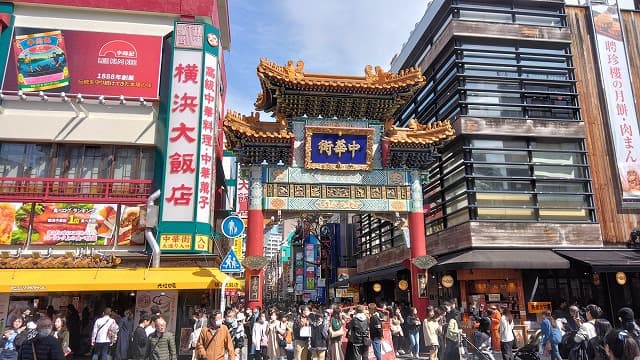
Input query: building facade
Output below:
<box><xmin>390</xmin><ymin>0</ymin><xmax>640</xmax><ymax>322</ymax></box>
<box><xmin>0</xmin><ymin>0</ymin><xmax>239</xmax><ymax>350</ymax></box>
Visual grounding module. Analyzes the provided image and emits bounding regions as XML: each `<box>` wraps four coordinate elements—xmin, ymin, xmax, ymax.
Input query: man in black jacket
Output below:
<box><xmin>346</xmin><ymin>305</ymin><xmax>370</xmax><ymax>360</ymax></box>
<box><xmin>18</xmin><ymin>318</ymin><xmax>61</xmax><ymax>360</ymax></box>
<box><xmin>128</xmin><ymin>313</ymin><xmax>150</xmax><ymax>360</ymax></box>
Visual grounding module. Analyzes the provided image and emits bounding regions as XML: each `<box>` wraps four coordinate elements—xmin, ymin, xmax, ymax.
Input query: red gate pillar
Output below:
<box><xmin>246</xmin><ymin>166</ymin><xmax>264</xmax><ymax>310</ymax></box>
<box><xmin>408</xmin><ymin>170</ymin><xmax>428</xmax><ymax>319</ymax></box>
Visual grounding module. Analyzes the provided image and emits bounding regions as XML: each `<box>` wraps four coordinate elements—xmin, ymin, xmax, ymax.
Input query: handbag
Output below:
<box><xmin>512</xmin><ymin>330</ymin><xmax>518</xmax><ymax>349</ymax></box>
<box><xmin>330</xmin><ymin>327</ymin><xmax>344</xmax><ymax>339</ymax></box>
<box><xmin>381</xmin><ymin>340</ymin><xmax>393</xmax><ymax>354</ymax></box>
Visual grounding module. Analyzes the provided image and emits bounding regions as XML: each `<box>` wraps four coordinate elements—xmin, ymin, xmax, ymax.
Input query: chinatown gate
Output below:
<box><xmin>224</xmin><ymin>59</ymin><xmax>454</xmax><ymax>312</ymax></box>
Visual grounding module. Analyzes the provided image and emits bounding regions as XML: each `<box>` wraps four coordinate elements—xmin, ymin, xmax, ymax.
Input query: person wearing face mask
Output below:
<box><xmin>266</xmin><ymin>311</ymin><xmax>286</xmax><ymax>360</ymax></box>
<box><xmin>17</xmin><ymin>318</ymin><xmax>61</xmax><ymax>360</ymax></box>
<box><xmin>224</xmin><ymin>309</ymin><xmax>245</xmax><ymax>360</ymax></box>
<box><xmin>251</xmin><ymin>314</ymin><xmax>267</xmax><ymax>360</ymax></box>
<box><xmin>196</xmin><ymin>311</ymin><xmax>235</xmax><ymax>360</ymax></box>
<box><xmin>293</xmin><ymin>306</ymin><xmax>311</xmax><ymax>360</ymax></box>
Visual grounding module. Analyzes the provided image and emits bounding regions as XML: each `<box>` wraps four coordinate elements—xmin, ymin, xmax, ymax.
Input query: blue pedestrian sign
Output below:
<box><xmin>220</xmin><ymin>249</ymin><xmax>243</xmax><ymax>273</ymax></box>
<box><xmin>221</xmin><ymin>215</ymin><xmax>245</xmax><ymax>238</ymax></box>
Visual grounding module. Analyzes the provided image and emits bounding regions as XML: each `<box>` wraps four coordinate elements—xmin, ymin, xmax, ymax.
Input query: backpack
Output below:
<box><xmin>107</xmin><ymin>320</ymin><xmax>119</xmax><ymax>345</ymax></box>
<box><xmin>559</xmin><ymin>330</ymin><xmax>578</xmax><ymax>359</ymax></box>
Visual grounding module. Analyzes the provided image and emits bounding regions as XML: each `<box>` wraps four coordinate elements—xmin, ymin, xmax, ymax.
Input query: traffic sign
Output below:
<box><xmin>220</xmin><ymin>249</ymin><xmax>243</xmax><ymax>273</ymax></box>
<box><xmin>221</xmin><ymin>215</ymin><xmax>245</xmax><ymax>238</ymax></box>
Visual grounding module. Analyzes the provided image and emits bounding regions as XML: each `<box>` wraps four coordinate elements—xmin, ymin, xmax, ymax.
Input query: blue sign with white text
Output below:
<box><xmin>310</xmin><ymin>133</ymin><xmax>368</xmax><ymax>166</ymax></box>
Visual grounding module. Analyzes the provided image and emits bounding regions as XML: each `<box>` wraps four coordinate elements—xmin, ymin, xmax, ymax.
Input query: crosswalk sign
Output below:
<box><xmin>220</xmin><ymin>249</ymin><xmax>243</xmax><ymax>273</ymax></box>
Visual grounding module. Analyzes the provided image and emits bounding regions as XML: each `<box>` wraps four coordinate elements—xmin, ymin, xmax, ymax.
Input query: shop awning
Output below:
<box><xmin>554</xmin><ymin>249</ymin><xmax>640</xmax><ymax>272</ymax></box>
<box><xmin>346</xmin><ymin>264</ymin><xmax>406</xmax><ymax>284</ymax></box>
<box><xmin>432</xmin><ymin>249</ymin><xmax>570</xmax><ymax>271</ymax></box>
<box><xmin>0</xmin><ymin>267</ymin><xmax>243</xmax><ymax>293</ymax></box>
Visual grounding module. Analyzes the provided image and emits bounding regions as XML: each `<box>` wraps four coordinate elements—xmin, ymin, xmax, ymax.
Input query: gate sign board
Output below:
<box><xmin>304</xmin><ymin>126</ymin><xmax>374</xmax><ymax>171</ymax></box>
<box><xmin>221</xmin><ymin>215</ymin><xmax>245</xmax><ymax>238</ymax></box>
<box><xmin>220</xmin><ymin>249</ymin><xmax>243</xmax><ymax>273</ymax></box>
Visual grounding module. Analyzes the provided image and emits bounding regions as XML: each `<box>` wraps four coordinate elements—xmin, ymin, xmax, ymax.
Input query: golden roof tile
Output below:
<box><xmin>383</xmin><ymin>119</ymin><xmax>456</xmax><ymax>145</ymax></box>
<box><xmin>256</xmin><ymin>58</ymin><xmax>424</xmax><ymax>92</ymax></box>
<box><xmin>224</xmin><ymin>110</ymin><xmax>294</xmax><ymax>142</ymax></box>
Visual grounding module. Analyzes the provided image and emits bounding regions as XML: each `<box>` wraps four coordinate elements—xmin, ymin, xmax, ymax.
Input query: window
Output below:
<box><xmin>453</xmin><ymin>0</ymin><xmax>565</xmax><ymax>26</ymax></box>
<box><xmin>354</xmin><ymin>214</ymin><xmax>405</xmax><ymax>258</ymax></box>
<box><xmin>424</xmin><ymin>138</ymin><xmax>594</xmax><ymax>233</ymax></box>
<box><xmin>0</xmin><ymin>142</ymin><xmax>155</xmax><ymax>180</ymax></box>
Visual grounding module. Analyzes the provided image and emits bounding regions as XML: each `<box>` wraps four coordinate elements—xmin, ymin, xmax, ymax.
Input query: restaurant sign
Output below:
<box><xmin>158</xmin><ymin>21</ymin><xmax>220</xmax><ymax>253</ymax></box>
<box><xmin>590</xmin><ymin>0</ymin><xmax>640</xmax><ymax>201</ymax></box>
<box><xmin>304</xmin><ymin>126</ymin><xmax>374</xmax><ymax>171</ymax></box>
<box><xmin>0</xmin><ymin>202</ymin><xmax>144</xmax><ymax>246</ymax></box>
<box><xmin>3</xmin><ymin>27</ymin><xmax>163</xmax><ymax>98</ymax></box>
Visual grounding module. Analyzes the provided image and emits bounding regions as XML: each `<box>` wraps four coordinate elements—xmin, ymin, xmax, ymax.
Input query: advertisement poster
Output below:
<box><xmin>249</xmin><ymin>275</ymin><xmax>260</xmax><ymax>301</ymax></box>
<box><xmin>0</xmin><ymin>294</ymin><xmax>9</xmax><ymax>330</ymax></box>
<box><xmin>590</xmin><ymin>0</ymin><xmax>640</xmax><ymax>200</ymax></box>
<box><xmin>134</xmin><ymin>291</ymin><xmax>178</xmax><ymax>334</ymax></box>
<box><xmin>0</xmin><ymin>202</ymin><xmax>143</xmax><ymax>246</ymax></box>
<box><xmin>3</xmin><ymin>27</ymin><xmax>163</xmax><ymax>98</ymax></box>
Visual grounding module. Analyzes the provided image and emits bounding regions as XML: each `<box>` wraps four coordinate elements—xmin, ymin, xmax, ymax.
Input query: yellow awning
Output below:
<box><xmin>0</xmin><ymin>267</ymin><xmax>243</xmax><ymax>293</ymax></box>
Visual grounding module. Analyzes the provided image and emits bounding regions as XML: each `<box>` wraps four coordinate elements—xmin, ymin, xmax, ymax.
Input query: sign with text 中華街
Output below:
<box><xmin>304</xmin><ymin>126</ymin><xmax>374</xmax><ymax>171</ymax></box>
<box><xmin>590</xmin><ymin>0</ymin><xmax>640</xmax><ymax>201</ymax></box>
<box><xmin>3</xmin><ymin>27</ymin><xmax>163</xmax><ymax>98</ymax></box>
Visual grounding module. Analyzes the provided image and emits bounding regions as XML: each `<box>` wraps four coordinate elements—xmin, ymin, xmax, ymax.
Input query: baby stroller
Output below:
<box><xmin>515</xmin><ymin>330</ymin><xmax>543</xmax><ymax>360</ymax></box>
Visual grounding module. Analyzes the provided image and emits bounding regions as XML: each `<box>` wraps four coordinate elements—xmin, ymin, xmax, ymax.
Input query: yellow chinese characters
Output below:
<box><xmin>317</xmin><ymin>139</ymin><xmax>362</xmax><ymax>159</ymax></box>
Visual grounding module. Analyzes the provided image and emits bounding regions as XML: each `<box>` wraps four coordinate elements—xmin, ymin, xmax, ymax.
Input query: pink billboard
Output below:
<box><xmin>3</xmin><ymin>27</ymin><xmax>163</xmax><ymax>99</ymax></box>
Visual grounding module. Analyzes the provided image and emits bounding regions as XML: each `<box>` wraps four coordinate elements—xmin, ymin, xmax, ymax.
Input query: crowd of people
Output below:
<box><xmin>3</xmin><ymin>299</ymin><xmax>640</xmax><ymax>360</ymax></box>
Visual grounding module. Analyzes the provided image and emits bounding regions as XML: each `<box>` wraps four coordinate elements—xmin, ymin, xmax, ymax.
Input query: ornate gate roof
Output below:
<box><xmin>254</xmin><ymin>58</ymin><xmax>425</xmax><ymax>119</ymax></box>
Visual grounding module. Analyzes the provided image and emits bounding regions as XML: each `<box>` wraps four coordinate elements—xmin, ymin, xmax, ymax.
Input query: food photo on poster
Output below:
<box><xmin>0</xmin><ymin>202</ymin><xmax>145</xmax><ymax>246</ymax></box>
<box><xmin>2</xmin><ymin>27</ymin><xmax>163</xmax><ymax>98</ymax></box>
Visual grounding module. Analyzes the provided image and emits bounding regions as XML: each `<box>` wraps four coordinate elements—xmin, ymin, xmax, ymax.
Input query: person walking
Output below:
<box><xmin>390</xmin><ymin>307</ymin><xmax>404</xmax><ymax>357</ymax></box>
<box><xmin>328</xmin><ymin>306</ymin><xmax>344</xmax><ymax>360</ymax></box>
<box><xmin>604</xmin><ymin>329</ymin><xmax>640</xmax><ymax>360</ymax></box>
<box><xmin>309</xmin><ymin>310</ymin><xmax>328</xmax><ymax>360</ymax></box>
<box><xmin>91</xmin><ymin>307</ymin><xmax>118</xmax><ymax>360</ymax></box>
<box><xmin>224</xmin><ymin>309</ymin><xmax>245</xmax><ymax>360</ymax></box>
<box><xmin>52</xmin><ymin>317</ymin><xmax>70</xmax><ymax>358</ymax></box>
<box><xmin>488</xmin><ymin>306</ymin><xmax>501</xmax><ymax>351</ymax></box>
<box><xmin>586</xmin><ymin>318</ymin><xmax>611</xmax><ymax>360</ymax></box>
<box><xmin>617</xmin><ymin>308</ymin><xmax>640</xmax><ymax>340</ymax></box>
<box><xmin>473</xmin><ymin>318</ymin><xmax>496</xmax><ymax>360</ymax></box>
<box><xmin>64</xmin><ymin>305</ymin><xmax>80</xmax><ymax>357</ymax></box>
<box><xmin>17</xmin><ymin>318</ymin><xmax>61</xmax><ymax>360</ymax></box>
<box><xmin>405</xmin><ymin>307</ymin><xmax>421</xmax><ymax>359</ymax></box>
<box><xmin>293</xmin><ymin>306</ymin><xmax>311</xmax><ymax>360</ymax></box>
<box><xmin>195</xmin><ymin>311</ymin><xmax>235</xmax><ymax>360</ymax></box>
<box><xmin>147</xmin><ymin>317</ymin><xmax>176</xmax><ymax>360</ymax></box>
<box><xmin>1</xmin><ymin>315</ymin><xmax>24</xmax><ymax>360</ymax></box>
<box><xmin>127</xmin><ymin>313</ymin><xmax>150</xmax><ymax>360</ymax></box>
<box><xmin>541</xmin><ymin>310</ymin><xmax>563</xmax><ymax>360</ymax></box>
<box><xmin>424</xmin><ymin>306</ymin><xmax>442</xmax><ymax>360</ymax></box>
<box><xmin>251</xmin><ymin>313</ymin><xmax>267</xmax><ymax>360</ymax></box>
<box><xmin>499</xmin><ymin>306</ymin><xmax>515</xmax><ymax>360</ymax></box>
<box><xmin>266</xmin><ymin>311</ymin><xmax>286</xmax><ymax>360</ymax></box>
<box><xmin>443</xmin><ymin>302</ymin><xmax>462</xmax><ymax>360</ymax></box>
<box><xmin>345</xmin><ymin>305</ymin><xmax>369</xmax><ymax>360</ymax></box>
<box><xmin>368</xmin><ymin>304</ymin><xmax>384</xmax><ymax>360</ymax></box>
<box><xmin>114</xmin><ymin>309</ymin><xmax>133</xmax><ymax>360</ymax></box>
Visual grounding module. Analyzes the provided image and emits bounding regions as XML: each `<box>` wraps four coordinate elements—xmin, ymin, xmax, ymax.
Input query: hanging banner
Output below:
<box><xmin>590</xmin><ymin>0</ymin><xmax>640</xmax><ymax>200</ymax></box>
<box><xmin>134</xmin><ymin>291</ymin><xmax>178</xmax><ymax>334</ymax></box>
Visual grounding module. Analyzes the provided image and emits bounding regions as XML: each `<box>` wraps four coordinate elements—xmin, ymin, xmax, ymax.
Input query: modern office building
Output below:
<box><xmin>390</xmin><ymin>0</ymin><xmax>640</xmax><ymax>320</ymax></box>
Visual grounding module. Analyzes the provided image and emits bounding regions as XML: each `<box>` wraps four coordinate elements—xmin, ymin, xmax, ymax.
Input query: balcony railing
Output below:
<box><xmin>0</xmin><ymin>177</ymin><xmax>153</xmax><ymax>204</ymax></box>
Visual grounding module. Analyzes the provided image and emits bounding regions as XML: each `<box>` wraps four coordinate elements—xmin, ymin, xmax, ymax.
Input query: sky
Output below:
<box><xmin>224</xmin><ymin>0</ymin><xmax>430</xmax><ymax>117</ymax></box>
